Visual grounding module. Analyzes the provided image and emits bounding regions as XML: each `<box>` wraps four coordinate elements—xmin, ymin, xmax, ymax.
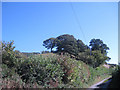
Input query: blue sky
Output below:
<box><xmin>2</xmin><ymin>2</ymin><xmax>118</xmax><ymax>64</ymax></box>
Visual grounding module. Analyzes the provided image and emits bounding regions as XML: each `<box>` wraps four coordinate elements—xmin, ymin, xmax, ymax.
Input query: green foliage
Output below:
<box><xmin>22</xmin><ymin>52</ymin><xmax>40</xmax><ymax>57</ymax></box>
<box><xmin>89</xmin><ymin>38</ymin><xmax>109</xmax><ymax>54</ymax></box>
<box><xmin>87</xmin><ymin>65</ymin><xmax>112</xmax><ymax>87</ymax></box>
<box><xmin>54</xmin><ymin>54</ymin><xmax>90</xmax><ymax>88</ymax></box>
<box><xmin>77</xmin><ymin>39</ymin><xmax>87</xmax><ymax>52</ymax></box>
<box><xmin>76</xmin><ymin>49</ymin><xmax>93</xmax><ymax>64</ymax></box>
<box><xmin>41</xmin><ymin>51</ymin><xmax>50</xmax><ymax>54</ymax></box>
<box><xmin>43</xmin><ymin>34</ymin><xmax>87</xmax><ymax>56</ymax></box>
<box><xmin>12</xmin><ymin>53</ymin><xmax>92</xmax><ymax>88</ymax></box>
<box><xmin>1</xmin><ymin>64</ymin><xmax>16</xmax><ymax>78</ymax></box>
<box><xmin>2</xmin><ymin>41</ymin><xmax>17</xmax><ymax>68</ymax></box>
<box><xmin>2</xmin><ymin>40</ymin><xmax>15</xmax><ymax>51</ymax></box>
<box><xmin>43</xmin><ymin>35</ymin><xmax>110</xmax><ymax>68</ymax></box>
<box><xmin>2</xmin><ymin>40</ymin><xmax>112</xmax><ymax>88</ymax></box>
<box><xmin>55</xmin><ymin>34</ymin><xmax>78</xmax><ymax>55</ymax></box>
<box><xmin>43</xmin><ymin>38</ymin><xmax>56</xmax><ymax>52</ymax></box>
<box><xmin>76</xmin><ymin>50</ymin><xmax>110</xmax><ymax>68</ymax></box>
<box><xmin>90</xmin><ymin>50</ymin><xmax>109</xmax><ymax>68</ymax></box>
<box><xmin>1</xmin><ymin>64</ymin><xmax>41</xmax><ymax>88</ymax></box>
<box><xmin>2</xmin><ymin>51</ymin><xmax>113</xmax><ymax>88</ymax></box>
<box><xmin>16</xmin><ymin>55</ymin><xmax>64</xmax><ymax>87</ymax></box>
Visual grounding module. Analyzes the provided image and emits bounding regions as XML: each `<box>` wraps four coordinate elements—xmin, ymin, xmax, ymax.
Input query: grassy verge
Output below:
<box><xmin>83</xmin><ymin>74</ymin><xmax>111</xmax><ymax>88</ymax></box>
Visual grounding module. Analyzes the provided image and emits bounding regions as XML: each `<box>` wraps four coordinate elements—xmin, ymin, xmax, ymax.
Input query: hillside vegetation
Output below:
<box><xmin>1</xmin><ymin>52</ymin><xmax>113</xmax><ymax>88</ymax></box>
<box><xmin>1</xmin><ymin>34</ymin><xmax>116</xmax><ymax>88</ymax></box>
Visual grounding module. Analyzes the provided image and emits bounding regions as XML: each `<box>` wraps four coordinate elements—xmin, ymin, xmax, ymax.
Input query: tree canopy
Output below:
<box><xmin>77</xmin><ymin>39</ymin><xmax>87</xmax><ymax>52</ymax></box>
<box><xmin>43</xmin><ymin>38</ymin><xmax>56</xmax><ymax>52</ymax></box>
<box><xmin>43</xmin><ymin>34</ymin><xmax>110</xmax><ymax>68</ymax></box>
<box><xmin>55</xmin><ymin>34</ymin><xmax>78</xmax><ymax>55</ymax></box>
<box><xmin>89</xmin><ymin>39</ymin><xmax>109</xmax><ymax>54</ymax></box>
<box><xmin>43</xmin><ymin>34</ymin><xmax>87</xmax><ymax>56</ymax></box>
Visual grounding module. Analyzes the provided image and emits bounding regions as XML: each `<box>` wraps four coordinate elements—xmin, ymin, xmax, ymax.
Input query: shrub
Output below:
<box><xmin>2</xmin><ymin>41</ymin><xmax>17</xmax><ymax>68</ymax></box>
<box><xmin>76</xmin><ymin>50</ymin><xmax>109</xmax><ymax>68</ymax></box>
<box><xmin>55</xmin><ymin>54</ymin><xmax>90</xmax><ymax>88</ymax></box>
<box><xmin>16</xmin><ymin>55</ymin><xmax>64</xmax><ymax>87</ymax></box>
<box><xmin>1</xmin><ymin>64</ymin><xmax>16</xmax><ymax>78</ymax></box>
<box><xmin>16</xmin><ymin>54</ymin><xmax>91</xmax><ymax>88</ymax></box>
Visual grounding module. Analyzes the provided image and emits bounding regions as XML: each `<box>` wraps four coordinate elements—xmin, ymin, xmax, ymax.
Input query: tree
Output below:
<box><xmin>2</xmin><ymin>40</ymin><xmax>15</xmax><ymax>52</ymax></box>
<box><xmin>43</xmin><ymin>34</ymin><xmax>88</xmax><ymax>56</ymax></box>
<box><xmin>89</xmin><ymin>39</ymin><xmax>109</xmax><ymax>54</ymax></box>
<box><xmin>55</xmin><ymin>34</ymin><xmax>79</xmax><ymax>56</ymax></box>
<box><xmin>91</xmin><ymin>50</ymin><xmax>110</xmax><ymax>68</ymax></box>
<box><xmin>77</xmin><ymin>50</ymin><xmax>110</xmax><ymax>68</ymax></box>
<box><xmin>43</xmin><ymin>38</ymin><xmax>56</xmax><ymax>52</ymax></box>
<box><xmin>88</xmin><ymin>39</ymin><xmax>110</xmax><ymax>67</ymax></box>
<box><xmin>77</xmin><ymin>39</ymin><xmax>87</xmax><ymax>52</ymax></box>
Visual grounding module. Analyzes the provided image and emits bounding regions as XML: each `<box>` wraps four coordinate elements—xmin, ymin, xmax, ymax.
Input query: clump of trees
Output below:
<box><xmin>43</xmin><ymin>34</ymin><xmax>87</xmax><ymax>56</ymax></box>
<box><xmin>43</xmin><ymin>34</ymin><xmax>110</xmax><ymax>68</ymax></box>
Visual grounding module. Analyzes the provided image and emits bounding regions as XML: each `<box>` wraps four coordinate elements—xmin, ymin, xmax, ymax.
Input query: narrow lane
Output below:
<box><xmin>87</xmin><ymin>77</ymin><xmax>112</xmax><ymax>90</ymax></box>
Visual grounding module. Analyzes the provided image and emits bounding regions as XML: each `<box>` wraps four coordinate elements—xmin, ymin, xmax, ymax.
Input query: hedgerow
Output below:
<box><xmin>1</xmin><ymin>41</ymin><xmax>114</xmax><ymax>88</ymax></box>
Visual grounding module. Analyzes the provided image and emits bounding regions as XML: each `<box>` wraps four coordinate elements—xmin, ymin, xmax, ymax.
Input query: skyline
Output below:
<box><xmin>2</xmin><ymin>2</ymin><xmax>118</xmax><ymax>64</ymax></box>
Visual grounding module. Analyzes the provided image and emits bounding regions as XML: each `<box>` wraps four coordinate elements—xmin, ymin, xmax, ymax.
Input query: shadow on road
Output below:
<box><xmin>94</xmin><ymin>78</ymin><xmax>112</xmax><ymax>90</ymax></box>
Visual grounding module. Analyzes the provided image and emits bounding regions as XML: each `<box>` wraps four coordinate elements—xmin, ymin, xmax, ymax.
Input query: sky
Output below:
<box><xmin>2</xmin><ymin>2</ymin><xmax>118</xmax><ymax>64</ymax></box>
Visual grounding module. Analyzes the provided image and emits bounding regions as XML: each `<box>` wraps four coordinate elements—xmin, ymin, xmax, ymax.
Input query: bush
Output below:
<box><xmin>55</xmin><ymin>54</ymin><xmax>90</xmax><ymax>88</ymax></box>
<box><xmin>76</xmin><ymin>50</ymin><xmax>109</xmax><ymax>68</ymax></box>
<box><xmin>2</xmin><ymin>41</ymin><xmax>17</xmax><ymax>68</ymax></box>
<box><xmin>1</xmin><ymin>64</ymin><xmax>41</xmax><ymax>89</ymax></box>
<box><xmin>1</xmin><ymin>64</ymin><xmax>16</xmax><ymax>78</ymax></box>
<box><xmin>15</xmin><ymin>54</ymin><xmax>92</xmax><ymax>88</ymax></box>
<box><xmin>16</xmin><ymin>55</ymin><xmax>64</xmax><ymax>87</ymax></box>
<box><xmin>87</xmin><ymin>65</ymin><xmax>112</xmax><ymax>87</ymax></box>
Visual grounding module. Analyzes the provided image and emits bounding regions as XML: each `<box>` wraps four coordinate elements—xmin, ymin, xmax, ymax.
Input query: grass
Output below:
<box><xmin>83</xmin><ymin>73</ymin><xmax>111</xmax><ymax>88</ymax></box>
<box><xmin>103</xmin><ymin>77</ymin><xmax>112</xmax><ymax>83</ymax></box>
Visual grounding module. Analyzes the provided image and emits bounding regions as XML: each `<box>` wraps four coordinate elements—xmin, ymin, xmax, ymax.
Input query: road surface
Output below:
<box><xmin>87</xmin><ymin>77</ymin><xmax>112</xmax><ymax>90</ymax></box>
